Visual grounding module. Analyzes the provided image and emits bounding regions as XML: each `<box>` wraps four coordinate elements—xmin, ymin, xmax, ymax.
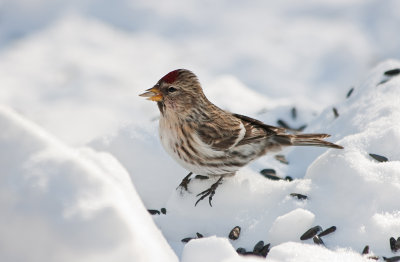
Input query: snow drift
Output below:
<box><xmin>0</xmin><ymin>106</ymin><xmax>177</xmax><ymax>262</ymax></box>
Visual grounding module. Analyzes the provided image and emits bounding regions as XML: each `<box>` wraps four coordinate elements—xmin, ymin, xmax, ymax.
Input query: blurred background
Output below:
<box><xmin>0</xmin><ymin>0</ymin><xmax>399</xmax><ymax>145</ymax></box>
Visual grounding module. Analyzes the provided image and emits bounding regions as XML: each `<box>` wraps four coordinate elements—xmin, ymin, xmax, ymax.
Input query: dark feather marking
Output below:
<box><xmin>180</xmin><ymin>144</ymin><xmax>192</xmax><ymax>159</ymax></box>
<box><xmin>230</xmin><ymin>150</ymin><xmax>255</xmax><ymax>159</ymax></box>
<box><xmin>186</xmin><ymin>138</ymin><xmax>198</xmax><ymax>155</ymax></box>
<box><xmin>206</xmin><ymin>161</ymin><xmax>246</xmax><ymax>168</ymax></box>
<box><xmin>179</xmin><ymin>125</ymin><xmax>199</xmax><ymax>158</ymax></box>
<box><xmin>236</xmin><ymin>135</ymin><xmax>266</xmax><ymax>146</ymax></box>
<box><xmin>273</xmin><ymin>135</ymin><xmax>293</xmax><ymax>146</ymax></box>
<box><xmin>292</xmin><ymin>137</ymin><xmax>343</xmax><ymax>149</ymax></box>
<box><xmin>233</xmin><ymin>113</ymin><xmax>285</xmax><ymax>134</ymax></box>
<box><xmin>197</xmin><ymin>121</ymin><xmax>240</xmax><ymax>151</ymax></box>
<box><xmin>180</xmin><ymin>125</ymin><xmax>189</xmax><ymax>137</ymax></box>
<box><xmin>294</xmin><ymin>134</ymin><xmax>330</xmax><ymax>139</ymax></box>
<box><xmin>213</xmin><ymin>138</ymin><xmax>238</xmax><ymax>150</ymax></box>
<box><xmin>181</xmin><ymin>124</ymin><xmax>198</xmax><ymax>155</ymax></box>
<box><xmin>200</xmin><ymin>110</ymin><xmax>209</xmax><ymax>120</ymax></box>
<box><xmin>226</xmin><ymin>161</ymin><xmax>247</xmax><ymax>167</ymax></box>
<box><xmin>233</xmin><ymin>113</ymin><xmax>282</xmax><ymax>146</ymax></box>
<box><xmin>157</xmin><ymin>101</ymin><xmax>165</xmax><ymax>115</ymax></box>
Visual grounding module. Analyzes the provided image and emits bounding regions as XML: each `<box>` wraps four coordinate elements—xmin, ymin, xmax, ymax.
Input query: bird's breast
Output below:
<box><xmin>159</xmin><ymin>116</ymin><xmax>194</xmax><ymax>168</ymax></box>
<box><xmin>158</xmin><ymin>115</ymin><xmax>247</xmax><ymax>176</ymax></box>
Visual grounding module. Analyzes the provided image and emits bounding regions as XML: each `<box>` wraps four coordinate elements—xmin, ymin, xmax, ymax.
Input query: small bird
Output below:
<box><xmin>140</xmin><ymin>69</ymin><xmax>343</xmax><ymax>206</ymax></box>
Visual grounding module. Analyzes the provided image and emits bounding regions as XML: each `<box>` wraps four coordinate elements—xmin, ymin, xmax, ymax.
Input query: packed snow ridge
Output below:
<box><xmin>1</xmin><ymin>60</ymin><xmax>400</xmax><ymax>262</ymax></box>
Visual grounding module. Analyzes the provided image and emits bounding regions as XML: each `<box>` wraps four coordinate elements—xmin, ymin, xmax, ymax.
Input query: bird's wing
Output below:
<box><xmin>232</xmin><ymin>113</ymin><xmax>286</xmax><ymax>146</ymax></box>
<box><xmin>195</xmin><ymin>112</ymin><xmax>286</xmax><ymax>151</ymax></box>
<box><xmin>195</xmin><ymin>113</ymin><xmax>246</xmax><ymax>151</ymax></box>
<box><xmin>232</xmin><ymin>114</ymin><xmax>342</xmax><ymax>149</ymax></box>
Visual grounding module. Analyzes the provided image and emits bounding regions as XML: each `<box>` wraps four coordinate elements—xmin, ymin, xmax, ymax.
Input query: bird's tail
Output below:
<box><xmin>273</xmin><ymin>133</ymin><xmax>343</xmax><ymax>149</ymax></box>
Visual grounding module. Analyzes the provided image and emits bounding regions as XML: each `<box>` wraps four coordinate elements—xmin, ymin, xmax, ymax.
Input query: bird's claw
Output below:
<box><xmin>195</xmin><ymin>176</ymin><xmax>223</xmax><ymax>207</ymax></box>
<box><xmin>176</xmin><ymin>172</ymin><xmax>193</xmax><ymax>194</ymax></box>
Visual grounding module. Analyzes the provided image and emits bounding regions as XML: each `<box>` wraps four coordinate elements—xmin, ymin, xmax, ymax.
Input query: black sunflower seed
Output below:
<box><xmin>384</xmin><ymin>69</ymin><xmax>400</xmax><ymax>76</ymax></box>
<box><xmin>346</xmin><ymin>87</ymin><xmax>354</xmax><ymax>98</ymax></box>
<box><xmin>369</xmin><ymin>153</ymin><xmax>388</xmax><ymax>162</ymax></box>
<box><xmin>260</xmin><ymin>169</ymin><xmax>281</xmax><ymax>180</ymax></box>
<box><xmin>253</xmin><ymin>241</ymin><xmax>264</xmax><ymax>253</ymax></box>
<box><xmin>333</xmin><ymin>107</ymin><xmax>339</xmax><ymax>118</ymax></box>
<box><xmin>236</xmin><ymin>248</ymin><xmax>246</xmax><ymax>254</ymax></box>
<box><xmin>296</xmin><ymin>124</ymin><xmax>307</xmax><ymax>132</ymax></box>
<box><xmin>368</xmin><ymin>256</ymin><xmax>379</xmax><ymax>260</ymax></box>
<box><xmin>318</xmin><ymin>226</ymin><xmax>336</xmax><ymax>237</ymax></box>
<box><xmin>390</xmin><ymin>237</ymin><xmax>400</xmax><ymax>252</ymax></box>
<box><xmin>196</xmin><ymin>232</ymin><xmax>203</xmax><ymax>238</ymax></box>
<box><xmin>260</xmin><ymin>168</ymin><xmax>276</xmax><ymax>175</ymax></box>
<box><xmin>395</xmin><ymin>237</ymin><xmax>400</xmax><ymax>252</ymax></box>
<box><xmin>284</xmin><ymin>176</ymin><xmax>294</xmax><ymax>181</ymax></box>
<box><xmin>313</xmin><ymin>235</ymin><xmax>325</xmax><ymax>246</ymax></box>
<box><xmin>148</xmin><ymin>209</ymin><xmax>160</xmax><ymax>215</ymax></box>
<box><xmin>275</xmin><ymin>155</ymin><xmax>289</xmax><ymax>165</ymax></box>
<box><xmin>229</xmin><ymin>226</ymin><xmax>241</xmax><ymax>240</ymax></box>
<box><xmin>378</xmin><ymin>79</ymin><xmax>390</xmax><ymax>85</ymax></box>
<box><xmin>195</xmin><ymin>175</ymin><xmax>209</xmax><ymax>180</ymax></box>
<box><xmin>362</xmin><ymin>245</ymin><xmax>370</xmax><ymax>255</ymax></box>
<box><xmin>259</xmin><ymin>243</ymin><xmax>271</xmax><ymax>257</ymax></box>
<box><xmin>300</xmin><ymin>226</ymin><xmax>323</xmax><ymax>240</ymax></box>
<box><xmin>391</xmin><ymin>237</ymin><xmax>397</xmax><ymax>252</ymax></box>
<box><xmin>383</xmin><ymin>256</ymin><xmax>400</xmax><ymax>262</ymax></box>
<box><xmin>262</xmin><ymin>174</ymin><xmax>281</xmax><ymax>181</ymax></box>
<box><xmin>277</xmin><ymin>119</ymin><xmax>290</xmax><ymax>129</ymax></box>
<box><xmin>291</xmin><ymin>107</ymin><xmax>297</xmax><ymax>120</ymax></box>
<box><xmin>277</xmin><ymin>118</ymin><xmax>306</xmax><ymax>132</ymax></box>
<box><xmin>181</xmin><ymin>237</ymin><xmax>193</xmax><ymax>243</ymax></box>
<box><xmin>160</xmin><ymin>208</ymin><xmax>166</xmax><ymax>214</ymax></box>
<box><xmin>290</xmin><ymin>193</ymin><xmax>308</xmax><ymax>200</ymax></box>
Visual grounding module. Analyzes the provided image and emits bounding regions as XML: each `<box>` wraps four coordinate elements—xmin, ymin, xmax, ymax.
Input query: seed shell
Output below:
<box><xmin>229</xmin><ymin>226</ymin><xmax>241</xmax><ymax>240</ymax></box>
<box><xmin>148</xmin><ymin>209</ymin><xmax>160</xmax><ymax>215</ymax></box>
<box><xmin>300</xmin><ymin>226</ymin><xmax>323</xmax><ymax>240</ymax></box>
<box><xmin>290</xmin><ymin>193</ymin><xmax>308</xmax><ymax>200</ymax></box>
<box><xmin>318</xmin><ymin>226</ymin><xmax>336</xmax><ymax>237</ymax></box>
<box><xmin>369</xmin><ymin>153</ymin><xmax>388</xmax><ymax>162</ymax></box>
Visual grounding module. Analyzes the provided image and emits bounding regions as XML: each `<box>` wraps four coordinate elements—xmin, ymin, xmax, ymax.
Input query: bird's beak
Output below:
<box><xmin>139</xmin><ymin>86</ymin><xmax>163</xmax><ymax>101</ymax></box>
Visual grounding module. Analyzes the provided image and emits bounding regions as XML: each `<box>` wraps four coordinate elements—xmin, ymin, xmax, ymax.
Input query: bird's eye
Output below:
<box><xmin>168</xmin><ymin>86</ymin><xmax>177</xmax><ymax>93</ymax></box>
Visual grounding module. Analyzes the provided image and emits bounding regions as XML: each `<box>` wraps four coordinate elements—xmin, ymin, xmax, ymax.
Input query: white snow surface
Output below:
<box><xmin>0</xmin><ymin>106</ymin><xmax>177</xmax><ymax>262</ymax></box>
<box><xmin>1</xmin><ymin>1</ymin><xmax>400</xmax><ymax>261</ymax></box>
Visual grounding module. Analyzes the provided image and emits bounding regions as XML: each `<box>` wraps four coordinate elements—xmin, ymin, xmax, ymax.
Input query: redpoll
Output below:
<box><xmin>140</xmin><ymin>69</ymin><xmax>342</xmax><ymax>206</ymax></box>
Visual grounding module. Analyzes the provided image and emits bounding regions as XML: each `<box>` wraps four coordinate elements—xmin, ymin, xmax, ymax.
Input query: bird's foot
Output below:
<box><xmin>195</xmin><ymin>176</ymin><xmax>223</xmax><ymax>207</ymax></box>
<box><xmin>176</xmin><ymin>172</ymin><xmax>193</xmax><ymax>194</ymax></box>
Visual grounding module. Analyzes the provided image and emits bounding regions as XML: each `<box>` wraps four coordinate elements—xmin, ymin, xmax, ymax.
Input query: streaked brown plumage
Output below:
<box><xmin>140</xmin><ymin>69</ymin><xmax>343</xmax><ymax>206</ymax></box>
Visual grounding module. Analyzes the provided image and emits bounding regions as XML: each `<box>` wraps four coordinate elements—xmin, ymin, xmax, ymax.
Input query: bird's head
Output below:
<box><xmin>140</xmin><ymin>69</ymin><xmax>206</xmax><ymax>114</ymax></box>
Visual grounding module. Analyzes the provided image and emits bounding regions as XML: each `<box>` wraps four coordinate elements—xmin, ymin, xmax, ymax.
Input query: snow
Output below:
<box><xmin>1</xmin><ymin>1</ymin><xmax>400</xmax><ymax>261</ymax></box>
<box><xmin>268</xmin><ymin>208</ymin><xmax>316</xmax><ymax>244</ymax></box>
<box><xmin>0</xmin><ymin>106</ymin><xmax>177</xmax><ymax>262</ymax></box>
<box><xmin>181</xmin><ymin>236</ymin><xmax>264</xmax><ymax>262</ymax></box>
<box><xmin>267</xmin><ymin>242</ymin><xmax>368</xmax><ymax>262</ymax></box>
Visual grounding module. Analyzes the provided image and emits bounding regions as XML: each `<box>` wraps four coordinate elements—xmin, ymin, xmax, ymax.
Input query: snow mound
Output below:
<box><xmin>0</xmin><ymin>106</ymin><xmax>177</xmax><ymax>262</ymax></box>
<box><xmin>268</xmin><ymin>242</ymin><xmax>367</xmax><ymax>262</ymax></box>
<box><xmin>181</xmin><ymin>236</ymin><xmax>263</xmax><ymax>262</ymax></box>
<box><xmin>268</xmin><ymin>208</ymin><xmax>315</xmax><ymax>244</ymax></box>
